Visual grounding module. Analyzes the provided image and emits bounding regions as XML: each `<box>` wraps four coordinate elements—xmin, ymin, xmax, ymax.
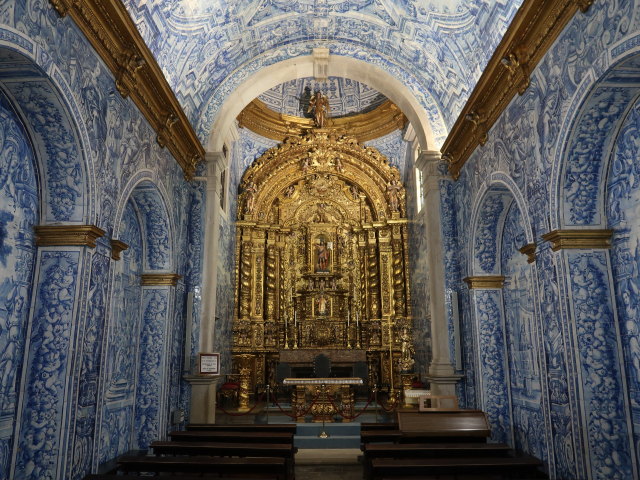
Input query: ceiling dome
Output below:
<box><xmin>259</xmin><ymin>76</ymin><xmax>387</xmax><ymax>118</ymax></box>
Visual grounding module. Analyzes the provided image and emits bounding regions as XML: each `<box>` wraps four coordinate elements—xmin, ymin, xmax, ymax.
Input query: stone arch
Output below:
<box><xmin>206</xmin><ymin>55</ymin><xmax>437</xmax><ymax>155</ymax></box>
<box><xmin>0</xmin><ymin>28</ymin><xmax>96</xmax><ymax>475</ymax></box>
<box><xmin>469</xmin><ymin>174</ymin><xmax>534</xmax><ymax>275</ymax></box>
<box><xmin>551</xmin><ymin>34</ymin><xmax>640</xmax><ymax>230</ymax></box>
<box><xmin>115</xmin><ymin>173</ymin><xmax>175</xmax><ymax>272</ymax></box>
<box><xmin>0</xmin><ymin>26</ymin><xmax>95</xmax><ymax>225</ymax></box>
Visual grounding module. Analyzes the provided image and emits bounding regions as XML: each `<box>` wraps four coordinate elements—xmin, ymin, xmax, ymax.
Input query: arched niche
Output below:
<box><xmin>0</xmin><ymin>78</ymin><xmax>40</xmax><ymax>475</ymax></box>
<box><xmin>548</xmin><ymin>38</ymin><xmax>640</xmax><ymax>475</ymax></box>
<box><xmin>115</xmin><ymin>174</ymin><xmax>175</xmax><ymax>272</ymax></box>
<box><xmin>0</xmin><ymin>30</ymin><xmax>94</xmax><ymax>475</ymax></box>
<box><xmin>552</xmin><ymin>38</ymin><xmax>640</xmax><ymax>230</ymax></box>
<box><xmin>467</xmin><ymin>178</ymin><xmax>547</xmax><ymax>459</ymax></box>
<box><xmin>99</xmin><ymin>176</ymin><xmax>176</xmax><ymax>459</ymax></box>
<box><xmin>0</xmin><ymin>30</ymin><xmax>94</xmax><ymax>225</ymax></box>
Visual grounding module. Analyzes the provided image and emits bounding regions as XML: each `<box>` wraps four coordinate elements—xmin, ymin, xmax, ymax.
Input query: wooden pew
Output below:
<box><xmin>370</xmin><ymin>455</ymin><xmax>546</xmax><ymax>479</ymax></box>
<box><xmin>360</xmin><ymin>422</ymin><xmax>398</xmax><ymax>431</ymax></box>
<box><xmin>362</xmin><ymin>442</ymin><xmax>511</xmax><ymax>479</ymax></box>
<box><xmin>397</xmin><ymin>410</ymin><xmax>490</xmax><ymax>440</ymax></box>
<box><xmin>117</xmin><ymin>455</ymin><xmax>287</xmax><ymax>479</ymax></box>
<box><xmin>360</xmin><ymin>430</ymin><xmax>404</xmax><ymax>445</ymax></box>
<box><xmin>362</xmin><ymin>411</ymin><xmax>491</xmax><ymax>447</ymax></box>
<box><xmin>186</xmin><ymin>423</ymin><xmax>297</xmax><ymax>433</ymax></box>
<box><xmin>169</xmin><ymin>430</ymin><xmax>294</xmax><ymax>444</ymax></box>
<box><xmin>151</xmin><ymin>441</ymin><xmax>296</xmax><ymax>479</ymax></box>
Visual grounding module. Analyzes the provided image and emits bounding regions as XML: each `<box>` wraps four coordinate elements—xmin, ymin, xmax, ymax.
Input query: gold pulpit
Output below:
<box><xmin>283</xmin><ymin>377</ymin><xmax>363</xmax><ymax>422</ymax></box>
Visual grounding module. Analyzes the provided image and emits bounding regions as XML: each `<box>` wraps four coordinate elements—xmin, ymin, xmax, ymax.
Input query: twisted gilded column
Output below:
<box><xmin>367</xmin><ymin>239</ymin><xmax>381</xmax><ymax>320</ymax></box>
<box><xmin>392</xmin><ymin>225</ymin><xmax>406</xmax><ymax>318</ymax></box>
<box><xmin>239</xmin><ymin>241</ymin><xmax>252</xmax><ymax>319</ymax></box>
<box><xmin>265</xmin><ymin>243</ymin><xmax>277</xmax><ymax>321</ymax></box>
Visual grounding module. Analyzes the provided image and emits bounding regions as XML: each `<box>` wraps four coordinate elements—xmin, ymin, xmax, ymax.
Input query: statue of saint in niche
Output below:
<box><xmin>308</xmin><ymin>91</ymin><xmax>330</xmax><ymax>128</ymax></box>
<box><xmin>315</xmin><ymin>235</ymin><xmax>331</xmax><ymax>272</ymax></box>
<box><xmin>316</xmin><ymin>294</ymin><xmax>329</xmax><ymax>316</ymax></box>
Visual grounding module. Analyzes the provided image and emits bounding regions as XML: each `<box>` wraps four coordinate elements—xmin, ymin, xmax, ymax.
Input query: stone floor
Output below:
<box><xmin>295</xmin><ymin>464</ymin><xmax>363</xmax><ymax>479</ymax></box>
<box><xmin>295</xmin><ymin>449</ymin><xmax>363</xmax><ymax>479</ymax></box>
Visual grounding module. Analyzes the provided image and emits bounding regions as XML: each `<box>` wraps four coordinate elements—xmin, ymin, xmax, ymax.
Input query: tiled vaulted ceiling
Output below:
<box><xmin>122</xmin><ymin>0</ymin><xmax>523</xmax><ymax>146</ymax></box>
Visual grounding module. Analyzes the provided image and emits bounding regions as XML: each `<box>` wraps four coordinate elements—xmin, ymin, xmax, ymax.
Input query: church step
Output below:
<box><xmin>295</xmin><ymin>434</ymin><xmax>361</xmax><ymax>449</ymax></box>
<box><xmin>296</xmin><ymin>422</ymin><xmax>361</xmax><ymax>436</ymax></box>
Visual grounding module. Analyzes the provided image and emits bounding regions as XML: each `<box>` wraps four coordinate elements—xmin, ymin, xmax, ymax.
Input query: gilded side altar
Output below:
<box><xmin>231</xmin><ymin>128</ymin><xmax>413</xmax><ymax>395</ymax></box>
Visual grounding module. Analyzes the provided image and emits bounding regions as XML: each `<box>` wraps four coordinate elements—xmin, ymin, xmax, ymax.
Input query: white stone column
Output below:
<box><xmin>416</xmin><ymin>151</ymin><xmax>461</xmax><ymax>395</ymax></box>
<box><xmin>199</xmin><ymin>151</ymin><xmax>226</xmax><ymax>355</ymax></box>
<box><xmin>183</xmin><ymin>375</ymin><xmax>221</xmax><ymax>424</ymax></box>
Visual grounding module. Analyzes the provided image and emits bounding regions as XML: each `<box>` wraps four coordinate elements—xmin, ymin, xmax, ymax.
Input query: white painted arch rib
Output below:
<box><xmin>207</xmin><ymin>55</ymin><xmax>436</xmax><ymax>153</ymax></box>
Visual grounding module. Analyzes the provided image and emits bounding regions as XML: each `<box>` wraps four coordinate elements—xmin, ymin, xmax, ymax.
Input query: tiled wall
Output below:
<box><xmin>448</xmin><ymin>1</ymin><xmax>640</xmax><ymax>477</ymax></box>
<box><xmin>0</xmin><ymin>3</ymin><xmax>205</xmax><ymax>478</ymax></box>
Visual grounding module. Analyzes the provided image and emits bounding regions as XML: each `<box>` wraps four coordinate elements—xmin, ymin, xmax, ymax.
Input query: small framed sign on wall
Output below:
<box><xmin>199</xmin><ymin>353</ymin><xmax>220</xmax><ymax>375</ymax></box>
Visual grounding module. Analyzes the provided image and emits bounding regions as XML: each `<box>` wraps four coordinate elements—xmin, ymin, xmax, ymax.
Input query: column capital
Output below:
<box><xmin>204</xmin><ymin>151</ymin><xmax>226</xmax><ymax>176</ymax></box>
<box><xmin>417</xmin><ymin>151</ymin><xmax>450</xmax><ymax>194</ymax></box>
<box><xmin>415</xmin><ymin>150</ymin><xmax>442</xmax><ymax>174</ymax></box>
<box><xmin>542</xmin><ymin>229</ymin><xmax>613</xmax><ymax>251</ymax></box>
<box><xmin>463</xmin><ymin>275</ymin><xmax>505</xmax><ymax>289</ymax></box>
<box><xmin>34</xmin><ymin>225</ymin><xmax>106</xmax><ymax>248</ymax></box>
<box><xmin>141</xmin><ymin>273</ymin><xmax>182</xmax><ymax>286</ymax></box>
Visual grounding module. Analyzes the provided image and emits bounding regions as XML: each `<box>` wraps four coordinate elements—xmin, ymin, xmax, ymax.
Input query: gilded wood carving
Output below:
<box><xmin>232</xmin><ymin>130</ymin><xmax>412</xmax><ymax>390</ymax></box>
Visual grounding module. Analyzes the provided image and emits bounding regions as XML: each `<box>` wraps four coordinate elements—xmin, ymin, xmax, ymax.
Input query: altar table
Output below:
<box><xmin>283</xmin><ymin>377</ymin><xmax>363</xmax><ymax>422</ymax></box>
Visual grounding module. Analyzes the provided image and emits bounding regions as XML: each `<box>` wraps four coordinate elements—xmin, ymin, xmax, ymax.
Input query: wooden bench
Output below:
<box><xmin>362</xmin><ymin>442</ymin><xmax>511</xmax><ymax>479</ymax></box>
<box><xmin>186</xmin><ymin>423</ymin><xmax>297</xmax><ymax>433</ymax></box>
<box><xmin>361</xmin><ymin>422</ymin><xmax>398</xmax><ymax>431</ymax></box>
<box><xmin>370</xmin><ymin>455</ymin><xmax>546</xmax><ymax>479</ymax></box>
<box><xmin>397</xmin><ymin>410</ymin><xmax>491</xmax><ymax>440</ymax></box>
<box><xmin>151</xmin><ymin>441</ymin><xmax>296</xmax><ymax>479</ymax></box>
<box><xmin>169</xmin><ymin>430</ymin><xmax>294</xmax><ymax>444</ymax></box>
<box><xmin>361</xmin><ymin>430</ymin><xmax>404</xmax><ymax>445</ymax></box>
<box><xmin>117</xmin><ymin>455</ymin><xmax>287</xmax><ymax>479</ymax></box>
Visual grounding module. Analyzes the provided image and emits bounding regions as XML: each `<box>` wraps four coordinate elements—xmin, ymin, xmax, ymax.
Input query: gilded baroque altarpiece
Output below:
<box><xmin>231</xmin><ymin>129</ymin><xmax>412</xmax><ymax>391</ymax></box>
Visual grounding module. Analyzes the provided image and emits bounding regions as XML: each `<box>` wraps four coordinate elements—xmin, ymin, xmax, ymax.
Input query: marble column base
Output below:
<box><xmin>184</xmin><ymin>374</ymin><xmax>221</xmax><ymax>424</ymax></box>
<box><xmin>425</xmin><ymin>373</ymin><xmax>463</xmax><ymax>396</ymax></box>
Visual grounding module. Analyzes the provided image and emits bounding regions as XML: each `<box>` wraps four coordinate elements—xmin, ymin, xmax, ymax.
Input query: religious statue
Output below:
<box><xmin>243</xmin><ymin>181</ymin><xmax>258</xmax><ymax>214</ymax></box>
<box><xmin>308</xmin><ymin>91</ymin><xmax>330</xmax><ymax>128</ymax></box>
<box><xmin>350</xmin><ymin>184</ymin><xmax>359</xmax><ymax>200</ymax></box>
<box><xmin>315</xmin><ymin>236</ymin><xmax>330</xmax><ymax>272</ymax></box>
<box><xmin>386</xmin><ymin>179</ymin><xmax>402</xmax><ymax>212</ymax></box>
<box><xmin>335</xmin><ymin>156</ymin><xmax>344</xmax><ymax>173</ymax></box>
<box><xmin>316</xmin><ymin>294</ymin><xmax>328</xmax><ymax>315</ymax></box>
<box><xmin>399</xmin><ymin>328</ymin><xmax>415</xmax><ymax>372</ymax></box>
<box><xmin>300</xmin><ymin>157</ymin><xmax>310</xmax><ymax>174</ymax></box>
